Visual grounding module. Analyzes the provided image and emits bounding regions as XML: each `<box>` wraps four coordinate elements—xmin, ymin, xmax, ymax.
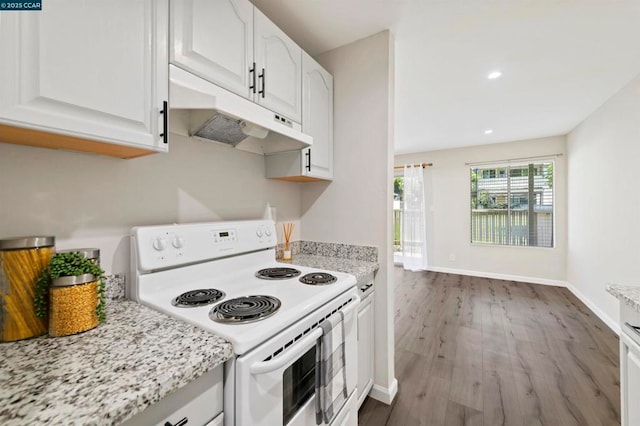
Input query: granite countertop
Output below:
<box><xmin>607</xmin><ymin>284</ymin><xmax>640</xmax><ymax>312</ymax></box>
<box><xmin>287</xmin><ymin>254</ymin><xmax>379</xmax><ymax>283</ymax></box>
<box><xmin>0</xmin><ymin>300</ymin><xmax>234</xmax><ymax>426</ymax></box>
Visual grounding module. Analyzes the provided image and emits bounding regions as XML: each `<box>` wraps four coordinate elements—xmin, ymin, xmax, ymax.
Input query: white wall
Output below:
<box><xmin>395</xmin><ymin>136</ymin><xmax>567</xmax><ymax>284</ymax></box>
<box><xmin>303</xmin><ymin>31</ymin><xmax>397</xmax><ymax>402</ymax></box>
<box><xmin>567</xmin><ymin>73</ymin><xmax>640</xmax><ymax>331</ymax></box>
<box><xmin>0</xmin><ymin>134</ymin><xmax>301</xmax><ymax>276</ymax></box>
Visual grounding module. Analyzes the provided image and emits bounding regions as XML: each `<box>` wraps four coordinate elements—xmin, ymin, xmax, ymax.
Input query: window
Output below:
<box><xmin>393</xmin><ymin>176</ymin><xmax>404</xmax><ymax>259</ymax></box>
<box><xmin>470</xmin><ymin>162</ymin><xmax>554</xmax><ymax>247</ymax></box>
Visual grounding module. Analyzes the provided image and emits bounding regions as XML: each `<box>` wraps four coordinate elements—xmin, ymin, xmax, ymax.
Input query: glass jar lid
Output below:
<box><xmin>0</xmin><ymin>236</ymin><xmax>55</xmax><ymax>250</ymax></box>
<box><xmin>51</xmin><ymin>274</ymin><xmax>96</xmax><ymax>287</ymax></box>
<box><xmin>58</xmin><ymin>248</ymin><xmax>100</xmax><ymax>260</ymax></box>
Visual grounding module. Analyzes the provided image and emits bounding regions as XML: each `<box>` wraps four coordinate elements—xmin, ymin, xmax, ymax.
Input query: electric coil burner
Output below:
<box><xmin>299</xmin><ymin>272</ymin><xmax>338</xmax><ymax>285</ymax></box>
<box><xmin>209</xmin><ymin>295</ymin><xmax>281</xmax><ymax>323</ymax></box>
<box><xmin>172</xmin><ymin>288</ymin><xmax>226</xmax><ymax>307</ymax></box>
<box><xmin>255</xmin><ymin>267</ymin><xmax>301</xmax><ymax>280</ymax></box>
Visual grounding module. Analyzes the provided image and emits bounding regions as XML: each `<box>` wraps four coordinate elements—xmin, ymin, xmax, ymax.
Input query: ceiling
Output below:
<box><xmin>251</xmin><ymin>0</ymin><xmax>640</xmax><ymax>154</ymax></box>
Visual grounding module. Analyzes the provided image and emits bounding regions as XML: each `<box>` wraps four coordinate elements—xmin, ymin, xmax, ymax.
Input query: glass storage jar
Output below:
<box><xmin>49</xmin><ymin>273</ymin><xmax>99</xmax><ymax>337</ymax></box>
<box><xmin>0</xmin><ymin>236</ymin><xmax>55</xmax><ymax>342</ymax></box>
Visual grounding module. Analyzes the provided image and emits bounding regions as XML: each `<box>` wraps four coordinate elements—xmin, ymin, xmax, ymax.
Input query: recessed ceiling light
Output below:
<box><xmin>484</xmin><ymin>129</ymin><xmax>493</xmax><ymax>134</ymax></box>
<box><xmin>487</xmin><ymin>71</ymin><xmax>502</xmax><ymax>79</ymax></box>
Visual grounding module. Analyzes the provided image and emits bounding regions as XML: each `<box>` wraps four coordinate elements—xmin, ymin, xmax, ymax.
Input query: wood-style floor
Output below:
<box><xmin>358</xmin><ymin>268</ymin><xmax>620</xmax><ymax>426</ymax></box>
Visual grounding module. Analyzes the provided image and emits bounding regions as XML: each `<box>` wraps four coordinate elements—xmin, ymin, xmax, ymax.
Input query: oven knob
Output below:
<box><xmin>265</xmin><ymin>228</ymin><xmax>272</xmax><ymax>236</ymax></box>
<box><xmin>152</xmin><ymin>237</ymin><xmax>167</xmax><ymax>251</ymax></box>
<box><xmin>172</xmin><ymin>236</ymin><xmax>185</xmax><ymax>249</ymax></box>
<box><xmin>256</xmin><ymin>228</ymin><xmax>263</xmax><ymax>237</ymax></box>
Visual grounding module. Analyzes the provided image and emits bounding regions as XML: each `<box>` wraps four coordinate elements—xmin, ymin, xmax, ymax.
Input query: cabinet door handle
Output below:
<box><xmin>625</xmin><ymin>322</ymin><xmax>640</xmax><ymax>338</ymax></box>
<box><xmin>361</xmin><ymin>283</ymin><xmax>373</xmax><ymax>293</ymax></box>
<box><xmin>164</xmin><ymin>417</ymin><xmax>188</xmax><ymax>426</ymax></box>
<box><xmin>249</xmin><ymin>62</ymin><xmax>256</xmax><ymax>94</ymax></box>
<box><xmin>159</xmin><ymin>100</ymin><xmax>168</xmax><ymax>144</ymax></box>
<box><xmin>258</xmin><ymin>68</ymin><xmax>265</xmax><ymax>98</ymax></box>
<box><xmin>305</xmin><ymin>149</ymin><xmax>311</xmax><ymax>172</ymax></box>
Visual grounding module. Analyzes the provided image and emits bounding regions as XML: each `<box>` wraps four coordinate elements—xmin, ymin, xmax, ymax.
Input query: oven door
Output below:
<box><xmin>234</xmin><ymin>294</ymin><xmax>359</xmax><ymax>426</ymax></box>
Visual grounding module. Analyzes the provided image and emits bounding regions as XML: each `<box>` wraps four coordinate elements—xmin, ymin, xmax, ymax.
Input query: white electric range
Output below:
<box><xmin>129</xmin><ymin>220</ymin><xmax>359</xmax><ymax>426</ymax></box>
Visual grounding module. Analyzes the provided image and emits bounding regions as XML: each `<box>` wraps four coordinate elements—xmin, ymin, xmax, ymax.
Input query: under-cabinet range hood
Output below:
<box><xmin>169</xmin><ymin>65</ymin><xmax>312</xmax><ymax>155</ymax></box>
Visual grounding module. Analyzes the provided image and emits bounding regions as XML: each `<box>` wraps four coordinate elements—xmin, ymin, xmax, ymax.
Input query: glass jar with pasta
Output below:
<box><xmin>0</xmin><ymin>236</ymin><xmax>55</xmax><ymax>342</ymax></box>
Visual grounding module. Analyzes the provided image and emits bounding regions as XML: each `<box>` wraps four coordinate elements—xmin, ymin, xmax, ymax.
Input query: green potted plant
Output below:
<box><xmin>35</xmin><ymin>252</ymin><xmax>106</xmax><ymax>336</ymax></box>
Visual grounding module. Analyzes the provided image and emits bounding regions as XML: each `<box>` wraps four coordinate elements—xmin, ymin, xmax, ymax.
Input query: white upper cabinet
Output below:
<box><xmin>171</xmin><ymin>0</ymin><xmax>254</xmax><ymax>99</ymax></box>
<box><xmin>253</xmin><ymin>8</ymin><xmax>302</xmax><ymax>123</ymax></box>
<box><xmin>171</xmin><ymin>1</ymin><xmax>302</xmax><ymax>124</ymax></box>
<box><xmin>302</xmin><ymin>52</ymin><xmax>333</xmax><ymax>180</ymax></box>
<box><xmin>0</xmin><ymin>0</ymin><xmax>169</xmax><ymax>158</ymax></box>
<box><xmin>264</xmin><ymin>53</ymin><xmax>333</xmax><ymax>182</ymax></box>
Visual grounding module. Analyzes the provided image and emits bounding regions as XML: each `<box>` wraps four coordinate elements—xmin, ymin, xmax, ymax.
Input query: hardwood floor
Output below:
<box><xmin>358</xmin><ymin>268</ymin><xmax>620</xmax><ymax>426</ymax></box>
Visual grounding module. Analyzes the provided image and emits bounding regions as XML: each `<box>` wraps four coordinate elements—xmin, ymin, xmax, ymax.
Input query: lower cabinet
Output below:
<box><xmin>121</xmin><ymin>364</ymin><xmax>223</xmax><ymax>426</ymax></box>
<box><xmin>333</xmin><ymin>391</ymin><xmax>358</xmax><ymax>426</ymax></box>
<box><xmin>357</xmin><ymin>291</ymin><xmax>374</xmax><ymax>408</ymax></box>
<box><xmin>206</xmin><ymin>412</ymin><xmax>224</xmax><ymax>426</ymax></box>
<box><xmin>621</xmin><ymin>332</ymin><xmax>640</xmax><ymax>426</ymax></box>
<box><xmin>617</xmin><ymin>300</ymin><xmax>640</xmax><ymax>426</ymax></box>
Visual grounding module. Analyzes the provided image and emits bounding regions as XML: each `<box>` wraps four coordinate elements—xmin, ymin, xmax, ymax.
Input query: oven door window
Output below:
<box><xmin>283</xmin><ymin>345</ymin><xmax>316</xmax><ymax>425</ymax></box>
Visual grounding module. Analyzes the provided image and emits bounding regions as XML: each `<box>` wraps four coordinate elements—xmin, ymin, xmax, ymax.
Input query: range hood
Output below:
<box><xmin>169</xmin><ymin>65</ymin><xmax>312</xmax><ymax>155</ymax></box>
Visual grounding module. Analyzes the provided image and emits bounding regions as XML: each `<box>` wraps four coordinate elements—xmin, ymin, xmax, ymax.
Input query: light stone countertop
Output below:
<box><xmin>286</xmin><ymin>254</ymin><xmax>379</xmax><ymax>283</ymax></box>
<box><xmin>0</xmin><ymin>300</ymin><xmax>233</xmax><ymax>426</ymax></box>
<box><xmin>607</xmin><ymin>284</ymin><xmax>640</xmax><ymax>312</ymax></box>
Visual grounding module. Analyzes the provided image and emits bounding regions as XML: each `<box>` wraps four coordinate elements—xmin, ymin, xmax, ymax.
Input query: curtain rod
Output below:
<box><xmin>394</xmin><ymin>162</ymin><xmax>433</xmax><ymax>170</ymax></box>
<box><xmin>465</xmin><ymin>153</ymin><xmax>563</xmax><ymax>166</ymax></box>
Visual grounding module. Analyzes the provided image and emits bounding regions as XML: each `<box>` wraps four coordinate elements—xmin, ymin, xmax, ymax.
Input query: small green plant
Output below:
<box><xmin>35</xmin><ymin>252</ymin><xmax>106</xmax><ymax>322</ymax></box>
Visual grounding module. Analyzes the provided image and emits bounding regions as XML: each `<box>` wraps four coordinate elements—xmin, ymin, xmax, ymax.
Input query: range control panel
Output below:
<box><xmin>213</xmin><ymin>229</ymin><xmax>236</xmax><ymax>243</ymax></box>
<box><xmin>133</xmin><ymin>220</ymin><xmax>278</xmax><ymax>272</ymax></box>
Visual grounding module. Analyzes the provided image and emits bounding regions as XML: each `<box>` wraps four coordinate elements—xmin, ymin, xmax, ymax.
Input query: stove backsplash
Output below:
<box><xmin>105</xmin><ymin>273</ymin><xmax>126</xmax><ymax>302</ymax></box>
<box><xmin>276</xmin><ymin>241</ymin><xmax>377</xmax><ymax>263</ymax></box>
<box><xmin>107</xmin><ymin>241</ymin><xmax>377</xmax><ymax>302</ymax></box>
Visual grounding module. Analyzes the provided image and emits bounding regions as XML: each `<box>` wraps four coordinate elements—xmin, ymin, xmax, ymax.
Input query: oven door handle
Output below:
<box><xmin>250</xmin><ymin>327</ymin><xmax>323</xmax><ymax>375</ymax></box>
<box><xmin>249</xmin><ymin>297</ymin><xmax>360</xmax><ymax>375</ymax></box>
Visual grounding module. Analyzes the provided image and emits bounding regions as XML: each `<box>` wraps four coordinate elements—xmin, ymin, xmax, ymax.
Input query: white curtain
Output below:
<box><xmin>402</xmin><ymin>165</ymin><xmax>428</xmax><ymax>271</ymax></box>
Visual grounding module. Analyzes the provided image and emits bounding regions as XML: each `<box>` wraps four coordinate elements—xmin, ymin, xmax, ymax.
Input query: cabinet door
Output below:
<box><xmin>171</xmin><ymin>0</ymin><xmax>253</xmax><ymax>99</ymax></box>
<box><xmin>331</xmin><ymin>392</ymin><xmax>358</xmax><ymax>426</ymax></box>
<box><xmin>253</xmin><ymin>8</ymin><xmax>302</xmax><ymax>123</ymax></box>
<box><xmin>0</xmin><ymin>0</ymin><xmax>168</xmax><ymax>152</ymax></box>
<box><xmin>205</xmin><ymin>412</ymin><xmax>224</xmax><ymax>426</ymax></box>
<box><xmin>622</xmin><ymin>334</ymin><xmax>640</xmax><ymax>426</ymax></box>
<box><xmin>302</xmin><ymin>52</ymin><xmax>333</xmax><ymax>180</ymax></box>
<box><xmin>357</xmin><ymin>294</ymin><xmax>374</xmax><ymax>408</ymax></box>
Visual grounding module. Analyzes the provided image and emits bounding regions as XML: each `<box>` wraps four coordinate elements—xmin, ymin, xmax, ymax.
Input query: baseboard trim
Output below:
<box><xmin>565</xmin><ymin>281</ymin><xmax>620</xmax><ymax>335</ymax></box>
<box><xmin>426</xmin><ymin>266</ymin><xmax>568</xmax><ymax>287</ymax></box>
<box><xmin>369</xmin><ymin>378</ymin><xmax>398</xmax><ymax>405</ymax></box>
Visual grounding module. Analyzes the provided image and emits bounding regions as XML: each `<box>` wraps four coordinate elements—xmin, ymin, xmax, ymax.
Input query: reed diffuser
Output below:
<box><xmin>282</xmin><ymin>223</ymin><xmax>294</xmax><ymax>261</ymax></box>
